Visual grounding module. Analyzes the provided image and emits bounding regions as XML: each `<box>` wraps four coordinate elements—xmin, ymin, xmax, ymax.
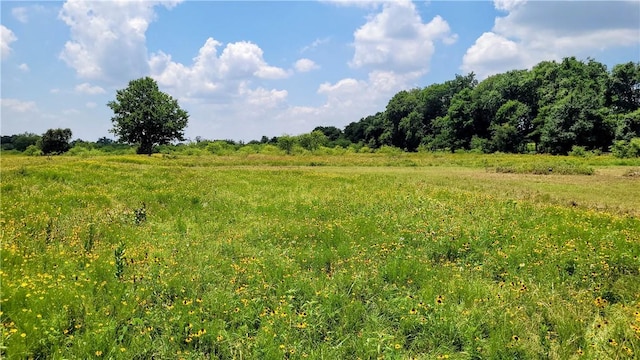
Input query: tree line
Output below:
<box><xmin>338</xmin><ymin>57</ymin><xmax>639</xmax><ymax>155</ymax></box>
<box><xmin>1</xmin><ymin>57</ymin><xmax>638</xmax><ymax>157</ymax></box>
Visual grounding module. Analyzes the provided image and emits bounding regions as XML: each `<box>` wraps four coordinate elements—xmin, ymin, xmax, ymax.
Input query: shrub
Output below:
<box><xmin>23</xmin><ymin>144</ymin><xmax>42</xmax><ymax>156</ymax></box>
<box><xmin>611</xmin><ymin>138</ymin><xmax>640</xmax><ymax>158</ymax></box>
<box><xmin>206</xmin><ymin>141</ymin><xmax>235</xmax><ymax>155</ymax></box>
<box><xmin>376</xmin><ymin>145</ymin><xmax>402</xmax><ymax>155</ymax></box>
<box><xmin>569</xmin><ymin>145</ymin><xmax>587</xmax><ymax>157</ymax></box>
<box><xmin>259</xmin><ymin>144</ymin><xmax>283</xmax><ymax>155</ymax></box>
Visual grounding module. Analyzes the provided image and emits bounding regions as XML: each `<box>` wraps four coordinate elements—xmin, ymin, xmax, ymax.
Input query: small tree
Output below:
<box><xmin>277</xmin><ymin>135</ymin><xmax>297</xmax><ymax>154</ymax></box>
<box><xmin>108</xmin><ymin>77</ymin><xmax>189</xmax><ymax>155</ymax></box>
<box><xmin>40</xmin><ymin>128</ymin><xmax>72</xmax><ymax>154</ymax></box>
<box><xmin>299</xmin><ymin>130</ymin><xmax>328</xmax><ymax>151</ymax></box>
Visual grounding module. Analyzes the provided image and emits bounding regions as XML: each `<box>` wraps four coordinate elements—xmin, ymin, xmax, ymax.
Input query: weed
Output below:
<box><xmin>83</xmin><ymin>223</ymin><xmax>96</xmax><ymax>253</ymax></box>
<box><xmin>114</xmin><ymin>242</ymin><xmax>126</xmax><ymax>280</ymax></box>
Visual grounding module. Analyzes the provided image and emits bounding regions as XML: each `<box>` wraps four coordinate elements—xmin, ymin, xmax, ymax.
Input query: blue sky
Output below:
<box><xmin>2</xmin><ymin>0</ymin><xmax>639</xmax><ymax>142</ymax></box>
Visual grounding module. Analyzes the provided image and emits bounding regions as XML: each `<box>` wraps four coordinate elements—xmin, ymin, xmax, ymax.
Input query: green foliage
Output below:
<box><xmin>611</xmin><ymin>138</ymin><xmax>640</xmax><ymax>158</ymax></box>
<box><xmin>375</xmin><ymin>145</ymin><xmax>402</xmax><ymax>155</ymax></box>
<box><xmin>114</xmin><ymin>242</ymin><xmax>126</xmax><ymax>280</ymax></box>
<box><xmin>569</xmin><ymin>145</ymin><xmax>587</xmax><ymax>157</ymax></box>
<box><xmin>277</xmin><ymin>135</ymin><xmax>297</xmax><ymax>154</ymax></box>
<box><xmin>23</xmin><ymin>144</ymin><xmax>42</xmax><ymax>156</ymax></box>
<box><xmin>40</xmin><ymin>128</ymin><xmax>72</xmax><ymax>154</ymax></box>
<box><xmin>608</xmin><ymin>62</ymin><xmax>640</xmax><ymax>113</ymax></box>
<box><xmin>298</xmin><ymin>130</ymin><xmax>328</xmax><ymax>151</ymax></box>
<box><xmin>1</xmin><ymin>132</ymin><xmax>41</xmax><ymax>151</ymax></box>
<box><xmin>108</xmin><ymin>77</ymin><xmax>189</xmax><ymax>155</ymax></box>
<box><xmin>342</xmin><ymin>57</ymin><xmax>637</xmax><ymax>155</ymax></box>
<box><xmin>205</xmin><ymin>140</ymin><xmax>235</xmax><ymax>155</ymax></box>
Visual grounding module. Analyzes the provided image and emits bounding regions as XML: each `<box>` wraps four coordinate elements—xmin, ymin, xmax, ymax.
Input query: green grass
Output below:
<box><xmin>1</xmin><ymin>154</ymin><xmax>639</xmax><ymax>359</ymax></box>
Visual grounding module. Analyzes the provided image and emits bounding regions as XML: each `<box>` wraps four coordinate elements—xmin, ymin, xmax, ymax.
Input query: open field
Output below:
<box><xmin>1</xmin><ymin>153</ymin><xmax>639</xmax><ymax>359</ymax></box>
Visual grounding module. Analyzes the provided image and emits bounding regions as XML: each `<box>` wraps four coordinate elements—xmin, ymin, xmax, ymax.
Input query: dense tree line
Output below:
<box><xmin>340</xmin><ymin>57</ymin><xmax>639</xmax><ymax>155</ymax></box>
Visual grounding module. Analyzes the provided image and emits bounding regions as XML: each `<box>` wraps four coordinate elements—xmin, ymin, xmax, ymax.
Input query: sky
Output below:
<box><xmin>1</xmin><ymin>0</ymin><xmax>639</xmax><ymax>142</ymax></box>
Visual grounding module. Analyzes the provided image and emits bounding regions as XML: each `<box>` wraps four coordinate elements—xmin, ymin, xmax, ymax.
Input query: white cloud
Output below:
<box><xmin>239</xmin><ymin>85</ymin><xmax>288</xmax><ymax>109</ymax></box>
<box><xmin>150</xmin><ymin>37</ymin><xmax>289</xmax><ymax>102</ymax></box>
<box><xmin>1</xmin><ymin>98</ymin><xmax>38</xmax><ymax>113</ymax></box>
<box><xmin>58</xmin><ymin>0</ymin><xmax>182</xmax><ymax>83</ymax></box>
<box><xmin>463</xmin><ymin>1</ymin><xmax>640</xmax><ymax>78</ymax></box>
<box><xmin>321</xmin><ymin>0</ymin><xmax>385</xmax><ymax>9</ymax></box>
<box><xmin>1</xmin><ymin>25</ymin><xmax>17</xmax><ymax>60</ymax></box>
<box><xmin>350</xmin><ymin>0</ymin><xmax>456</xmax><ymax>73</ymax></box>
<box><xmin>18</xmin><ymin>63</ymin><xmax>29</xmax><ymax>72</ymax></box>
<box><xmin>75</xmin><ymin>82</ymin><xmax>106</xmax><ymax>95</ymax></box>
<box><xmin>219</xmin><ymin>41</ymin><xmax>289</xmax><ymax>80</ymax></box>
<box><xmin>50</xmin><ymin>88</ymin><xmax>60</xmax><ymax>94</ymax></box>
<box><xmin>86</xmin><ymin>102</ymin><xmax>97</xmax><ymax>108</ymax></box>
<box><xmin>11</xmin><ymin>5</ymin><xmax>46</xmax><ymax>24</ymax></box>
<box><xmin>12</xmin><ymin>7</ymin><xmax>29</xmax><ymax>23</ymax></box>
<box><xmin>300</xmin><ymin>37</ymin><xmax>330</xmax><ymax>53</ymax></box>
<box><xmin>462</xmin><ymin>32</ymin><xmax>528</xmax><ymax>78</ymax></box>
<box><xmin>294</xmin><ymin>58</ymin><xmax>319</xmax><ymax>72</ymax></box>
<box><xmin>493</xmin><ymin>0</ymin><xmax>526</xmax><ymax>12</ymax></box>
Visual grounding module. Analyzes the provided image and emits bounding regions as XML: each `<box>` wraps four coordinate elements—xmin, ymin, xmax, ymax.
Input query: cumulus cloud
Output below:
<box><xmin>463</xmin><ymin>0</ymin><xmax>640</xmax><ymax>78</ymax></box>
<box><xmin>1</xmin><ymin>98</ymin><xmax>38</xmax><ymax>113</ymax></box>
<box><xmin>220</xmin><ymin>41</ymin><xmax>289</xmax><ymax>80</ymax></box>
<box><xmin>294</xmin><ymin>58</ymin><xmax>319</xmax><ymax>72</ymax></box>
<box><xmin>150</xmin><ymin>37</ymin><xmax>289</xmax><ymax>102</ymax></box>
<box><xmin>239</xmin><ymin>85</ymin><xmax>288</xmax><ymax>109</ymax></box>
<box><xmin>1</xmin><ymin>25</ymin><xmax>17</xmax><ymax>60</ymax></box>
<box><xmin>18</xmin><ymin>63</ymin><xmax>29</xmax><ymax>72</ymax></box>
<box><xmin>350</xmin><ymin>0</ymin><xmax>456</xmax><ymax>73</ymax></box>
<box><xmin>493</xmin><ymin>0</ymin><xmax>526</xmax><ymax>12</ymax></box>
<box><xmin>75</xmin><ymin>82</ymin><xmax>106</xmax><ymax>95</ymax></box>
<box><xmin>58</xmin><ymin>0</ymin><xmax>182</xmax><ymax>83</ymax></box>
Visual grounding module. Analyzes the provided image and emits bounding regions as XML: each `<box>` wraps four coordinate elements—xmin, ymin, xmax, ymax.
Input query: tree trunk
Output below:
<box><xmin>137</xmin><ymin>140</ymin><xmax>153</xmax><ymax>155</ymax></box>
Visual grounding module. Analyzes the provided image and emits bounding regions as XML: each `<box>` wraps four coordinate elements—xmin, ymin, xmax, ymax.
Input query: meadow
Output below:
<box><xmin>1</xmin><ymin>152</ymin><xmax>639</xmax><ymax>359</ymax></box>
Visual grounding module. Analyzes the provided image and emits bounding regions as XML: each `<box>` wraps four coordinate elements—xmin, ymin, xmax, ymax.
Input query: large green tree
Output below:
<box><xmin>108</xmin><ymin>77</ymin><xmax>189</xmax><ymax>155</ymax></box>
<box><xmin>40</xmin><ymin>128</ymin><xmax>72</xmax><ymax>154</ymax></box>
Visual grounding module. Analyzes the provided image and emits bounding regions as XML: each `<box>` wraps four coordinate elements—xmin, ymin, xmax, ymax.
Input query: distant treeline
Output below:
<box><xmin>2</xmin><ymin>57</ymin><xmax>639</xmax><ymax>157</ymax></box>
<box><xmin>339</xmin><ymin>57</ymin><xmax>639</xmax><ymax>155</ymax></box>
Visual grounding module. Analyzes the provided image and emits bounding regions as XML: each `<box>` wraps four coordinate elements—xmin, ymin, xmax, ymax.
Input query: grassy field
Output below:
<box><xmin>1</xmin><ymin>153</ymin><xmax>639</xmax><ymax>359</ymax></box>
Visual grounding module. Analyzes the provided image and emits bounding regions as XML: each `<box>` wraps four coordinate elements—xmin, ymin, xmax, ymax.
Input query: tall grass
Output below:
<box><xmin>1</xmin><ymin>154</ymin><xmax>638</xmax><ymax>359</ymax></box>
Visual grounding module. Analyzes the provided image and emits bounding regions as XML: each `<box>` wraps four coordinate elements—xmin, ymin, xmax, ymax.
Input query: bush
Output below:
<box><xmin>66</xmin><ymin>146</ymin><xmax>103</xmax><ymax>157</ymax></box>
<box><xmin>23</xmin><ymin>144</ymin><xmax>42</xmax><ymax>156</ymax></box>
<box><xmin>206</xmin><ymin>141</ymin><xmax>235</xmax><ymax>155</ymax></box>
<box><xmin>259</xmin><ymin>144</ymin><xmax>284</xmax><ymax>155</ymax></box>
<box><xmin>237</xmin><ymin>145</ymin><xmax>259</xmax><ymax>155</ymax></box>
<box><xmin>376</xmin><ymin>145</ymin><xmax>402</xmax><ymax>155</ymax></box>
<box><xmin>611</xmin><ymin>138</ymin><xmax>640</xmax><ymax>158</ymax></box>
<box><xmin>569</xmin><ymin>145</ymin><xmax>587</xmax><ymax>157</ymax></box>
